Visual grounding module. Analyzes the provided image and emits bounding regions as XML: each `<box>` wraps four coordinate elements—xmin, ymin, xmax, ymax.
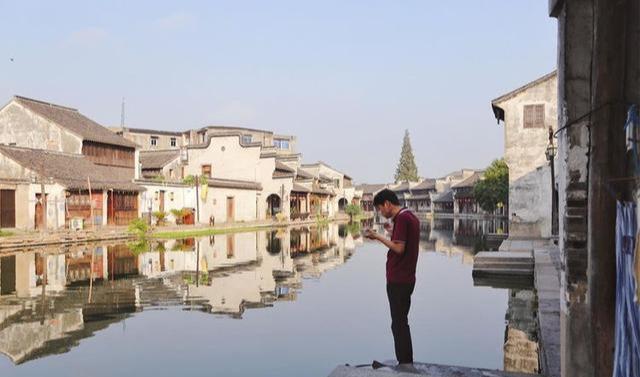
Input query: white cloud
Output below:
<box><xmin>66</xmin><ymin>27</ymin><xmax>108</xmax><ymax>47</ymax></box>
<box><xmin>155</xmin><ymin>11</ymin><xmax>197</xmax><ymax>31</ymax></box>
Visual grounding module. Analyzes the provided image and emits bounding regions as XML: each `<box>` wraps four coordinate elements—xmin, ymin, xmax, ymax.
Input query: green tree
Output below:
<box><xmin>473</xmin><ymin>159</ymin><xmax>509</xmax><ymax>212</ymax></box>
<box><xmin>345</xmin><ymin>203</ymin><xmax>362</xmax><ymax>222</ymax></box>
<box><xmin>394</xmin><ymin>129</ymin><xmax>419</xmax><ymax>182</ymax></box>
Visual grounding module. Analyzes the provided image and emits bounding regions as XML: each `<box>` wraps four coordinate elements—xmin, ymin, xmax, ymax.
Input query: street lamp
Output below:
<box><xmin>545</xmin><ymin>142</ymin><xmax>557</xmax><ymax>161</ymax></box>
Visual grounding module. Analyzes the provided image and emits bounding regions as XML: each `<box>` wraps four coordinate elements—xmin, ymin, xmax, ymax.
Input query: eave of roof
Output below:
<box><xmin>490</xmin><ymin>71</ymin><xmax>557</xmax><ymax>122</ymax></box>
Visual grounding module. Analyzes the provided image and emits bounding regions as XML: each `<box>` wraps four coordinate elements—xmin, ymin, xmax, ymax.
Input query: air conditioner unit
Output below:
<box><xmin>70</xmin><ymin>217</ymin><xmax>84</xmax><ymax>231</ymax></box>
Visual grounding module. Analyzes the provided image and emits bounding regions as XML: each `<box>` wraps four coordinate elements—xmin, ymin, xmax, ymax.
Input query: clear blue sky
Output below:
<box><xmin>0</xmin><ymin>1</ymin><xmax>556</xmax><ymax>183</ymax></box>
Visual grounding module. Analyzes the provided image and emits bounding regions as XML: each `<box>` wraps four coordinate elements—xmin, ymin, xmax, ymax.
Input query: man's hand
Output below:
<box><xmin>364</xmin><ymin>228</ymin><xmax>379</xmax><ymax>240</ymax></box>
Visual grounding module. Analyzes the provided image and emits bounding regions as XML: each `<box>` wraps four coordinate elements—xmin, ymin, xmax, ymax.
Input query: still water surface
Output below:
<box><xmin>0</xmin><ymin>218</ymin><xmax>533</xmax><ymax>376</ymax></box>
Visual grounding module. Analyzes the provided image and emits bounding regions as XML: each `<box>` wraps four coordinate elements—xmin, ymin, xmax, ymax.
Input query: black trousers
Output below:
<box><xmin>386</xmin><ymin>282</ymin><xmax>415</xmax><ymax>364</ymax></box>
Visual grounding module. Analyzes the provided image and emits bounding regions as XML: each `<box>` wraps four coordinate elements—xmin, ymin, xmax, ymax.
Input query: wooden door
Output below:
<box><xmin>226</xmin><ymin>197</ymin><xmax>235</xmax><ymax>223</ymax></box>
<box><xmin>159</xmin><ymin>191</ymin><xmax>165</xmax><ymax>213</ymax></box>
<box><xmin>107</xmin><ymin>191</ymin><xmax>115</xmax><ymax>225</ymax></box>
<box><xmin>226</xmin><ymin>234</ymin><xmax>235</xmax><ymax>258</ymax></box>
<box><xmin>35</xmin><ymin>193</ymin><xmax>46</xmax><ymax>230</ymax></box>
<box><xmin>0</xmin><ymin>255</ymin><xmax>16</xmax><ymax>295</ymax></box>
<box><xmin>0</xmin><ymin>189</ymin><xmax>15</xmax><ymax>228</ymax></box>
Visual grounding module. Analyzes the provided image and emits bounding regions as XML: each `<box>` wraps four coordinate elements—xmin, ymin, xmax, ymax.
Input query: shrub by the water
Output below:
<box><xmin>128</xmin><ymin>218</ymin><xmax>149</xmax><ymax>236</ymax></box>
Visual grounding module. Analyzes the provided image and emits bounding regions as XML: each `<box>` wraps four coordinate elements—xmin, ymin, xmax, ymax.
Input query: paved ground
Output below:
<box><xmin>533</xmin><ymin>245</ymin><xmax>561</xmax><ymax>377</ymax></box>
<box><xmin>329</xmin><ymin>362</ymin><xmax>537</xmax><ymax>377</ymax></box>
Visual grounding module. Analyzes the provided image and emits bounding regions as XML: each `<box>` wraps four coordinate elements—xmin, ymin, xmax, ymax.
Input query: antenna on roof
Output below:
<box><xmin>120</xmin><ymin>97</ymin><xmax>125</xmax><ymax>127</ymax></box>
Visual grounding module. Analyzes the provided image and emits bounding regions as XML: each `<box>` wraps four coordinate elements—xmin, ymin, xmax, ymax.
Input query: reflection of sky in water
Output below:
<box><xmin>0</xmin><ymin>222</ymin><xmax>509</xmax><ymax>377</ymax></box>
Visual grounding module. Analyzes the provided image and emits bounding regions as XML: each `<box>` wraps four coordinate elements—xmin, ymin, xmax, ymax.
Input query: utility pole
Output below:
<box><xmin>87</xmin><ymin>177</ymin><xmax>95</xmax><ymax>229</ymax></box>
<box><xmin>120</xmin><ymin>97</ymin><xmax>126</xmax><ymax>127</ymax></box>
<box><xmin>195</xmin><ymin>174</ymin><xmax>200</xmax><ymax>224</ymax></box>
<box><xmin>40</xmin><ymin>180</ymin><xmax>46</xmax><ymax>233</ymax></box>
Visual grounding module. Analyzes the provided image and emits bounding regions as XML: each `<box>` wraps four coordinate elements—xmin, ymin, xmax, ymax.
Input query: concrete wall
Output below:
<box><xmin>256</xmin><ymin>156</ymin><xmax>293</xmax><ymax>219</ymax></box>
<box><xmin>121</xmin><ymin>131</ymin><xmax>183</xmax><ymax>151</ymax></box>
<box><xmin>0</xmin><ymin>154</ymin><xmax>67</xmax><ymax>229</ymax></box>
<box><xmin>184</xmin><ymin>135</ymin><xmax>294</xmax><ymax>222</ymax></box>
<box><xmin>0</xmin><ymin>101</ymin><xmax>83</xmax><ymax>153</ymax></box>
<box><xmin>139</xmin><ymin>183</ymin><xmax>195</xmax><ymax>223</ymax></box>
<box><xmin>27</xmin><ymin>183</ymin><xmax>66</xmax><ymax>230</ymax></box>
<box><xmin>199</xmin><ymin>187</ymin><xmax>258</xmax><ymax>224</ymax></box>
<box><xmin>495</xmin><ymin>74</ymin><xmax>558</xmax><ymax>238</ymax></box>
<box><xmin>185</xmin><ymin>135</ymin><xmax>262</xmax><ymax>182</ymax></box>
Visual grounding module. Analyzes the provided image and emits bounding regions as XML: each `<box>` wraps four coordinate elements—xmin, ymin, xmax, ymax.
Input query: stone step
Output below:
<box><xmin>473</xmin><ymin>251</ymin><xmax>535</xmax><ymax>278</ymax></box>
<box><xmin>474</xmin><ymin>262</ymin><xmax>534</xmax><ymax>271</ymax></box>
<box><xmin>472</xmin><ymin>267</ymin><xmax>534</xmax><ymax>276</ymax></box>
<box><xmin>475</xmin><ymin>251</ymin><xmax>533</xmax><ymax>262</ymax></box>
<box><xmin>473</xmin><ymin>275</ymin><xmax>534</xmax><ymax>289</ymax></box>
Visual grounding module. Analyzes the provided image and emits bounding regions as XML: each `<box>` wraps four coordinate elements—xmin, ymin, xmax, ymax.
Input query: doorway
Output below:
<box><xmin>35</xmin><ymin>193</ymin><xmax>47</xmax><ymax>230</ymax></box>
<box><xmin>0</xmin><ymin>189</ymin><xmax>16</xmax><ymax>228</ymax></box>
<box><xmin>226</xmin><ymin>197</ymin><xmax>235</xmax><ymax>223</ymax></box>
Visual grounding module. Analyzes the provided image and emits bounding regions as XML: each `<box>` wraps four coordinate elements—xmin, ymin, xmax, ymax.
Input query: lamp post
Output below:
<box><xmin>30</xmin><ymin>173</ymin><xmax>53</xmax><ymax>233</ymax></box>
<box><xmin>545</xmin><ymin>127</ymin><xmax>558</xmax><ymax>236</ymax></box>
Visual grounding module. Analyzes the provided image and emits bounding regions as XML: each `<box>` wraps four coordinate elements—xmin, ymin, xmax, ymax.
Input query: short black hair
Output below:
<box><xmin>373</xmin><ymin>189</ymin><xmax>400</xmax><ymax>206</ymax></box>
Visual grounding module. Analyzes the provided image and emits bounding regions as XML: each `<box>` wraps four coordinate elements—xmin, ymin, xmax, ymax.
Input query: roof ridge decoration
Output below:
<box><xmin>14</xmin><ymin>95</ymin><xmax>78</xmax><ymax>112</ymax></box>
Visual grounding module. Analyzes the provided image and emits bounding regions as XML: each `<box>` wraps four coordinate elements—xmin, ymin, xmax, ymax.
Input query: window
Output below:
<box><xmin>523</xmin><ymin>104</ymin><xmax>545</xmax><ymax>128</ymax></box>
<box><xmin>274</xmin><ymin>139</ymin><xmax>289</xmax><ymax>150</ymax></box>
<box><xmin>170</xmin><ymin>137</ymin><xmax>177</xmax><ymax>147</ymax></box>
<box><xmin>201</xmin><ymin>164</ymin><xmax>212</xmax><ymax>178</ymax></box>
<box><xmin>150</xmin><ymin>136</ymin><xmax>158</xmax><ymax>147</ymax></box>
<box><xmin>242</xmin><ymin>135</ymin><xmax>252</xmax><ymax>144</ymax></box>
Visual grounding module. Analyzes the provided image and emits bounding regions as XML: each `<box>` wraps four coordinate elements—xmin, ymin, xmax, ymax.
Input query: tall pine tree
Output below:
<box><xmin>394</xmin><ymin>129</ymin><xmax>419</xmax><ymax>182</ymax></box>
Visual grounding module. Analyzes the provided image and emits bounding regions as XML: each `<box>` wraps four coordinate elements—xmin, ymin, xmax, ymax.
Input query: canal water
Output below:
<box><xmin>0</xmin><ymin>218</ymin><xmax>537</xmax><ymax>377</ymax></box>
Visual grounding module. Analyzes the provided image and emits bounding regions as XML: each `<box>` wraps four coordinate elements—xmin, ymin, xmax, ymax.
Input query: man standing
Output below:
<box><xmin>365</xmin><ymin>189</ymin><xmax>420</xmax><ymax>367</ymax></box>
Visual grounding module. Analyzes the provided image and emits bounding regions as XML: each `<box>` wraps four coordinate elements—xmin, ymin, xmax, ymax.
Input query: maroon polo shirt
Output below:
<box><xmin>386</xmin><ymin>208</ymin><xmax>420</xmax><ymax>284</ymax></box>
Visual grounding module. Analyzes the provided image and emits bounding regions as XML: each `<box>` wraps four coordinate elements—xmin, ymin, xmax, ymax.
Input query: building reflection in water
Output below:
<box><xmin>0</xmin><ymin>223</ymin><xmax>363</xmax><ymax>364</ymax></box>
<box><xmin>503</xmin><ymin>290</ymin><xmax>539</xmax><ymax>373</ymax></box>
<box><xmin>0</xmin><ymin>218</ymin><xmax>534</xmax><ymax>372</ymax></box>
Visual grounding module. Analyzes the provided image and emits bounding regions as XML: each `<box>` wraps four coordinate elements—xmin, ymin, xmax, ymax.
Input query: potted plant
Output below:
<box><xmin>152</xmin><ymin>211</ymin><xmax>167</xmax><ymax>226</ymax></box>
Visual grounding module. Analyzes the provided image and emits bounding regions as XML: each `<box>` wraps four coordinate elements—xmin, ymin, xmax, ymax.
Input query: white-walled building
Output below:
<box><xmin>491</xmin><ymin>71</ymin><xmax>558</xmax><ymax>238</ymax></box>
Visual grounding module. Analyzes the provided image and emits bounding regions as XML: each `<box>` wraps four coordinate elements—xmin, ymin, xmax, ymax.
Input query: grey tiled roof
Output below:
<box><xmin>275</xmin><ymin>161</ymin><xmax>296</xmax><ymax>173</ymax></box>
<box><xmin>452</xmin><ymin>171</ymin><xmax>483</xmax><ymax>189</ymax></box>
<box><xmin>295</xmin><ymin>169</ymin><xmax>314</xmax><ymax>180</ymax></box>
<box><xmin>292</xmin><ymin>183</ymin><xmax>310</xmax><ymax>193</ymax></box>
<box><xmin>139</xmin><ymin>150</ymin><xmax>180</xmax><ymax>170</ymax></box>
<box><xmin>206</xmin><ymin>177</ymin><xmax>262</xmax><ymax>191</ymax></box>
<box><xmin>355</xmin><ymin>184</ymin><xmax>387</xmax><ymax>194</ymax></box>
<box><xmin>432</xmin><ymin>189</ymin><xmax>454</xmax><ymax>203</ymax></box>
<box><xmin>413</xmin><ymin>179</ymin><xmax>436</xmax><ymax>191</ymax></box>
<box><xmin>0</xmin><ymin>145</ymin><xmax>141</xmax><ymax>191</ymax></box>
<box><xmin>14</xmin><ymin>96</ymin><xmax>138</xmax><ymax>149</ymax></box>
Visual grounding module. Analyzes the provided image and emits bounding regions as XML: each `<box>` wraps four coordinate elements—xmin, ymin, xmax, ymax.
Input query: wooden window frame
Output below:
<box><xmin>201</xmin><ymin>164</ymin><xmax>212</xmax><ymax>178</ymax></box>
<box><xmin>523</xmin><ymin>104</ymin><xmax>545</xmax><ymax>129</ymax></box>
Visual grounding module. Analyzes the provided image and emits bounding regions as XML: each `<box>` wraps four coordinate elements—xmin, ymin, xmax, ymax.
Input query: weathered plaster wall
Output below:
<box><xmin>140</xmin><ymin>183</ymin><xmax>195</xmax><ymax>223</ymax></box>
<box><xmin>185</xmin><ymin>136</ymin><xmax>262</xmax><ymax>182</ymax></box>
<box><xmin>256</xmin><ymin>156</ymin><xmax>292</xmax><ymax>220</ymax></box>
<box><xmin>199</xmin><ymin>187</ymin><xmax>258</xmax><ymax>223</ymax></box>
<box><xmin>0</xmin><ymin>102</ymin><xmax>82</xmax><ymax>153</ymax></box>
<box><xmin>124</xmin><ymin>132</ymin><xmax>181</xmax><ymax>151</ymax></box>
<box><xmin>496</xmin><ymin>74</ymin><xmax>558</xmax><ymax>238</ymax></box>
